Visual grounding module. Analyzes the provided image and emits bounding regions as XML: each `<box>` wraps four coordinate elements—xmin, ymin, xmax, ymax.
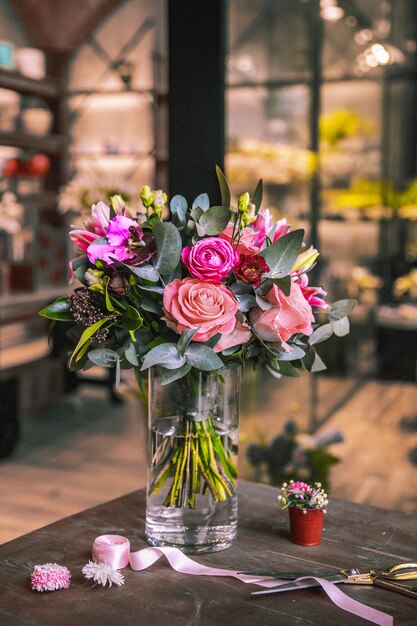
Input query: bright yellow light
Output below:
<box><xmin>371</xmin><ymin>43</ymin><xmax>390</xmax><ymax>65</ymax></box>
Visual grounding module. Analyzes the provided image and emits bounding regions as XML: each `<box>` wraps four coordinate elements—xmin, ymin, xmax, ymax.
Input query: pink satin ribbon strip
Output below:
<box><xmin>92</xmin><ymin>535</ymin><xmax>394</xmax><ymax>626</ymax></box>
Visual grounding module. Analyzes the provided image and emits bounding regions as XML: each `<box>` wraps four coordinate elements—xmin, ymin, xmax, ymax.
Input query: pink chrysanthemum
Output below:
<box><xmin>31</xmin><ymin>563</ymin><xmax>71</xmax><ymax>592</ymax></box>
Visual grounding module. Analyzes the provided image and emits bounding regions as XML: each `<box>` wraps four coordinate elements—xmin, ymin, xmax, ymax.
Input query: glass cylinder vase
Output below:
<box><xmin>145</xmin><ymin>366</ymin><xmax>240</xmax><ymax>553</ymax></box>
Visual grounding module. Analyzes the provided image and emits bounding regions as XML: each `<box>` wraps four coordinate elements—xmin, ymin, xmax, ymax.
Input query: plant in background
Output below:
<box><xmin>246</xmin><ymin>420</ymin><xmax>342</xmax><ymax>489</ymax></box>
<box><xmin>40</xmin><ymin>167</ymin><xmax>355</xmax><ymax>510</ymax></box>
<box><xmin>278</xmin><ymin>480</ymin><xmax>328</xmax><ymax>512</ymax></box>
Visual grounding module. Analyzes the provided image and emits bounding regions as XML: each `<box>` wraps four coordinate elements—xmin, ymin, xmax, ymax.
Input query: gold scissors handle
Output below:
<box><xmin>373</xmin><ymin>562</ymin><xmax>417</xmax><ymax>581</ymax></box>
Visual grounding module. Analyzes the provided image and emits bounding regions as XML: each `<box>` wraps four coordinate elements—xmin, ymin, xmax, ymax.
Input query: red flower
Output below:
<box><xmin>235</xmin><ymin>253</ymin><xmax>269</xmax><ymax>287</ymax></box>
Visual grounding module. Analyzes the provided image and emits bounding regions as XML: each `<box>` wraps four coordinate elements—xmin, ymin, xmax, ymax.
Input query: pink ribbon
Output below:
<box><xmin>92</xmin><ymin>535</ymin><xmax>393</xmax><ymax>626</ymax></box>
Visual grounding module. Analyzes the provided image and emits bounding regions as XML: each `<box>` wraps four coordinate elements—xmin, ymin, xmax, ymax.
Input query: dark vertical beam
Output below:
<box><xmin>308</xmin><ymin>0</ymin><xmax>323</xmax><ymax>252</ymax></box>
<box><xmin>168</xmin><ymin>0</ymin><xmax>225</xmax><ymax>203</ymax></box>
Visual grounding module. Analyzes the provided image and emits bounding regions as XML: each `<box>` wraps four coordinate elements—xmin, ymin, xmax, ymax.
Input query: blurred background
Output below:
<box><xmin>0</xmin><ymin>0</ymin><xmax>417</xmax><ymax>543</ymax></box>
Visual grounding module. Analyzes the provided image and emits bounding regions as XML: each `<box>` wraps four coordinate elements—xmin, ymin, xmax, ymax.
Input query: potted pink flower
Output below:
<box><xmin>278</xmin><ymin>480</ymin><xmax>328</xmax><ymax>546</ymax></box>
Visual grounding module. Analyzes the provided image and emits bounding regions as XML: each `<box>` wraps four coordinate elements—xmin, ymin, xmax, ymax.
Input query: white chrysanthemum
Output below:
<box><xmin>82</xmin><ymin>561</ymin><xmax>125</xmax><ymax>587</ymax></box>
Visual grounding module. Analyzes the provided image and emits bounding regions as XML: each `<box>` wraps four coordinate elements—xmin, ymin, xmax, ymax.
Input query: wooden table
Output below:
<box><xmin>1</xmin><ymin>482</ymin><xmax>416</xmax><ymax>625</ymax></box>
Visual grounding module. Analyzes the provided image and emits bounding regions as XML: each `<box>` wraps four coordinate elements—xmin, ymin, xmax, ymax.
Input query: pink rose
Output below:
<box><xmin>163</xmin><ymin>278</ymin><xmax>238</xmax><ymax>342</ymax></box>
<box><xmin>250</xmin><ymin>281</ymin><xmax>314</xmax><ymax>350</ymax></box>
<box><xmin>182</xmin><ymin>237</ymin><xmax>238</xmax><ymax>283</ymax></box>
<box><xmin>219</xmin><ymin>223</ymin><xmax>260</xmax><ymax>256</ymax></box>
<box><xmin>214</xmin><ymin>318</ymin><xmax>252</xmax><ymax>353</ymax></box>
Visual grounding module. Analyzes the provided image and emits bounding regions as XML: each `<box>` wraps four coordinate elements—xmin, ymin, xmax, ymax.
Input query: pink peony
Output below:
<box><xmin>250</xmin><ymin>281</ymin><xmax>315</xmax><ymax>350</ymax></box>
<box><xmin>235</xmin><ymin>253</ymin><xmax>269</xmax><ymax>287</ymax></box>
<box><xmin>219</xmin><ymin>223</ymin><xmax>260</xmax><ymax>256</ymax></box>
<box><xmin>213</xmin><ymin>318</ymin><xmax>252</xmax><ymax>353</ymax></box>
<box><xmin>162</xmin><ymin>278</ymin><xmax>238</xmax><ymax>342</ymax></box>
<box><xmin>182</xmin><ymin>237</ymin><xmax>238</xmax><ymax>283</ymax></box>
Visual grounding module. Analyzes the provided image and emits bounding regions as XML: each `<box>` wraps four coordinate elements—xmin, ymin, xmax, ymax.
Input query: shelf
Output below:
<box><xmin>0</xmin><ymin>286</ymin><xmax>67</xmax><ymax>324</ymax></box>
<box><xmin>0</xmin><ymin>130</ymin><xmax>65</xmax><ymax>154</ymax></box>
<box><xmin>0</xmin><ymin>68</ymin><xmax>61</xmax><ymax>99</ymax></box>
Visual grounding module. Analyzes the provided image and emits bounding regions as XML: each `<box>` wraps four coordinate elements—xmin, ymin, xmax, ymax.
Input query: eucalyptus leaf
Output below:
<box><xmin>140</xmin><ymin>343</ymin><xmax>186</xmax><ymax>371</ymax></box>
<box><xmin>158</xmin><ymin>363</ymin><xmax>192</xmax><ymax>385</ymax></box>
<box><xmin>190</xmin><ymin>206</ymin><xmax>204</xmax><ymax>222</ymax></box>
<box><xmin>230</xmin><ymin>282</ymin><xmax>254</xmax><ymax>296</ymax></box>
<box><xmin>260</xmin><ymin>229</ymin><xmax>304</xmax><ymax>278</ymax></box>
<box><xmin>170</xmin><ymin>194</ymin><xmax>188</xmax><ymax>223</ymax></box>
<box><xmin>309</xmin><ymin>323</ymin><xmax>334</xmax><ymax>345</ymax></box>
<box><xmin>331</xmin><ymin>316</ymin><xmax>350</xmax><ymax>337</ymax></box>
<box><xmin>220</xmin><ymin>345</ymin><xmax>241</xmax><ymax>356</ymax></box>
<box><xmin>39</xmin><ymin>297</ymin><xmax>73</xmax><ymax>321</ymax></box>
<box><xmin>269</xmin><ymin>275</ymin><xmax>291</xmax><ymax>296</ymax></box>
<box><xmin>275</xmin><ymin>360</ymin><xmax>300</xmax><ymax>377</ymax></box>
<box><xmin>140</xmin><ymin>297</ymin><xmax>162</xmax><ymax>315</ymax></box>
<box><xmin>185</xmin><ymin>344</ymin><xmax>224</xmax><ymax>371</ymax></box>
<box><xmin>125</xmin><ymin>342</ymin><xmax>139</xmax><ymax>366</ymax></box>
<box><xmin>178</xmin><ymin>328</ymin><xmax>199</xmax><ymax>356</ymax></box>
<box><xmin>111</xmin><ymin>259</ymin><xmax>160</xmax><ymax>283</ymax></box>
<box><xmin>265</xmin><ymin>364</ymin><xmax>283</xmax><ymax>379</ymax></box>
<box><xmin>205</xmin><ymin>333</ymin><xmax>221</xmax><ymax>348</ymax></box>
<box><xmin>198</xmin><ymin>205</ymin><xmax>231</xmax><ymax>236</ymax></box>
<box><xmin>137</xmin><ymin>284</ymin><xmax>165</xmax><ymax>295</ymax></box>
<box><xmin>329</xmin><ymin>298</ymin><xmax>357</xmax><ymax>321</ymax></box>
<box><xmin>88</xmin><ymin>348</ymin><xmax>120</xmax><ymax>368</ymax></box>
<box><xmin>255</xmin><ymin>294</ymin><xmax>273</xmax><ymax>311</ymax></box>
<box><xmin>274</xmin><ymin>345</ymin><xmax>306</xmax><ymax>361</ymax></box>
<box><xmin>236</xmin><ymin>293</ymin><xmax>257</xmax><ymax>312</ymax></box>
<box><xmin>153</xmin><ymin>221</ymin><xmax>182</xmax><ymax>275</ymax></box>
<box><xmin>192</xmin><ymin>193</ymin><xmax>210</xmax><ymax>212</ymax></box>
<box><xmin>311</xmin><ymin>351</ymin><xmax>327</xmax><ymax>372</ymax></box>
<box><xmin>216</xmin><ymin>165</ymin><xmax>231</xmax><ymax>208</ymax></box>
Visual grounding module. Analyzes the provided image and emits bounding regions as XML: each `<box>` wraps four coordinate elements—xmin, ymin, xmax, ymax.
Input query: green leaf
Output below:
<box><xmin>88</xmin><ymin>348</ymin><xmax>120</xmax><ymax>368</ymax></box>
<box><xmin>123</xmin><ymin>305</ymin><xmax>143</xmax><ymax>331</ymax></box>
<box><xmin>198</xmin><ymin>205</ymin><xmax>231</xmax><ymax>236</ymax></box>
<box><xmin>103</xmin><ymin>276</ymin><xmax>115</xmax><ymax>312</ymax></box>
<box><xmin>255</xmin><ymin>294</ymin><xmax>273</xmax><ymax>311</ymax></box>
<box><xmin>260</xmin><ymin>229</ymin><xmax>304</xmax><ymax>279</ymax></box>
<box><xmin>159</xmin><ymin>363</ymin><xmax>192</xmax><ymax>385</ymax></box>
<box><xmin>39</xmin><ymin>297</ymin><xmax>73</xmax><ymax>321</ymax></box>
<box><xmin>125</xmin><ymin>342</ymin><xmax>139</xmax><ymax>366</ymax></box>
<box><xmin>69</xmin><ymin>318</ymin><xmax>108</xmax><ymax>367</ymax></box>
<box><xmin>140</xmin><ymin>297</ymin><xmax>162</xmax><ymax>315</ymax></box>
<box><xmin>137</xmin><ymin>284</ymin><xmax>164</xmax><ymax>295</ymax></box>
<box><xmin>236</xmin><ymin>293</ymin><xmax>257</xmax><ymax>312</ymax></box>
<box><xmin>216</xmin><ymin>165</ymin><xmax>231</xmax><ymax>208</ymax></box>
<box><xmin>153</xmin><ymin>221</ymin><xmax>182</xmax><ymax>275</ymax></box>
<box><xmin>140</xmin><ymin>343</ymin><xmax>186</xmax><ymax>370</ymax></box>
<box><xmin>251</xmin><ymin>178</ymin><xmax>263</xmax><ymax>213</ymax></box>
<box><xmin>269</xmin><ymin>275</ymin><xmax>291</xmax><ymax>296</ymax></box>
<box><xmin>192</xmin><ymin>193</ymin><xmax>210</xmax><ymax>212</ymax></box>
<box><xmin>275</xmin><ymin>345</ymin><xmax>306</xmax><ymax>361</ymax></box>
<box><xmin>178</xmin><ymin>328</ymin><xmax>199</xmax><ymax>356</ymax></box>
<box><xmin>190</xmin><ymin>206</ymin><xmax>204</xmax><ymax>222</ymax></box>
<box><xmin>275</xmin><ymin>360</ymin><xmax>300</xmax><ymax>377</ymax></box>
<box><xmin>311</xmin><ymin>351</ymin><xmax>327</xmax><ymax>372</ymax></box>
<box><xmin>331</xmin><ymin>316</ymin><xmax>350</xmax><ymax>337</ymax></box>
<box><xmin>112</xmin><ymin>259</ymin><xmax>160</xmax><ymax>283</ymax></box>
<box><xmin>170</xmin><ymin>195</ymin><xmax>188</xmax><ymax>223</ymax></box>
<box><xmin>185</xmin><ymin>344</ymin><xmax>224</xmax><ymax>371</ymax></box>
<box><xmin>329</xmin><ymin>298</ymin><xmax>357</xmax><ymax>321</ymax></box>
<box><xmin>309</xmin><ymin>323</ymin><xmax>334</xmax><ymax>345</ymax></box>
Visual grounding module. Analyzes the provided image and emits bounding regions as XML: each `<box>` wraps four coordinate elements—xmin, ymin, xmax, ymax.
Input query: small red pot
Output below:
<box><xmin>289</xmin><ymin>507</ymin><xmax>324</xmax><ymax>546</ymax></box>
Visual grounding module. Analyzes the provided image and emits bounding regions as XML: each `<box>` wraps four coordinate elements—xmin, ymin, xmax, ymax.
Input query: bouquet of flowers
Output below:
<box><xmin>40</xmin><ymin>167</ymin><xmax>355</xmax><ymax>509</ymax></box>
<box><xmin>278</xmin><ymin>480</ymin><xmax>328</xmax><ymax>512</ymax></box>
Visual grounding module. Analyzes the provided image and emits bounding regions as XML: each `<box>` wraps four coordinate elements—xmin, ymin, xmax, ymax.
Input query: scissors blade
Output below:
<box><xmin>252</xmin><ymin>574</ymin><xmax>347</xmax><ymax>596</ymax></box>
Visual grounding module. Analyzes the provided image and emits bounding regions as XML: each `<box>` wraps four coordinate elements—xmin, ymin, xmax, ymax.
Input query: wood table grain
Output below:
<box><xmin>0</xmin><ymin>481</ymin><xmax>416</xmax><ymax>625</ymax></box>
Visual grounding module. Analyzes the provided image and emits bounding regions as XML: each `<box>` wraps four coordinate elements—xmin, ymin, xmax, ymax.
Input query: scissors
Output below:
<box><xmin>240</xmin><ymin>562</ymin><xmax>417</xmax><ymax>599</ymax></box>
